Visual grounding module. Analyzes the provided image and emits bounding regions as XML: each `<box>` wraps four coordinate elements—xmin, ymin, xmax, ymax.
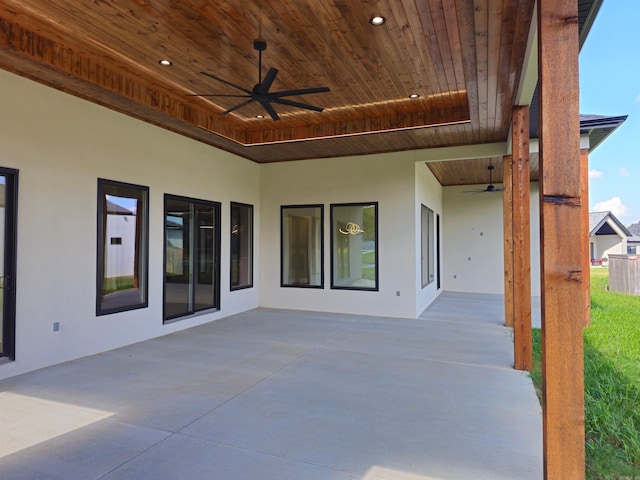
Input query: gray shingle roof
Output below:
<box><xmin>106</xmin><ymin>199</ymin><xmax>134</xmax><ymax>215</ymax></box>
<box><xmin>589</xmin><ymin>211</ymin><xmax>632</xmax><ymax>237</ymax></box>
<box><xmin>627</xmin><ymin>221</ymin><xmax>640</xmax><ymax>236</ymax></box>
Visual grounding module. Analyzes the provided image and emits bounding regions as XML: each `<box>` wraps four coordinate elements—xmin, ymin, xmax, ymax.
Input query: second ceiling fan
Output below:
<box><xmin>188</xmin><ymin>40</ymin><xmax>330</xmax><ymax>121</ymax></box>
<box><xmin>464</xmin><ymin>165</ymin><xmax>504</xmax><ymax>193</ymax></box>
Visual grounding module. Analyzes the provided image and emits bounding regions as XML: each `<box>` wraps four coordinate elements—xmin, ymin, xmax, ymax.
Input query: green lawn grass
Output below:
<box><xmin>362</xmin><ymin>250</ymin><xmax>376</xmax><ymax>281</ymax></box>
<box><xmin>362</xmin><ymin>250</ymin><xmax>375</xmax><ymax>264</ymax></box>
<box><xmin>102</xmin><ymin>275</ymin><xmax>135</xmax><ymax>295</ymax></box>
<box><xmin>531</xmin><ymin>268</ymin><xmax>640</xmax><ymax>479</ymax></box>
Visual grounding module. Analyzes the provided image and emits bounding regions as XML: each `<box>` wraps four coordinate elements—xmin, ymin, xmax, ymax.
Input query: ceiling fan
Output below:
<box><xmin>464</xmin><ymin>165</ymin><xmax>503</xmax><ymax>193</ymax></box>
<box><xmin>187</xmin><ymin>39</ymin><xmax>330</xmax><ymax>121</ymax></box>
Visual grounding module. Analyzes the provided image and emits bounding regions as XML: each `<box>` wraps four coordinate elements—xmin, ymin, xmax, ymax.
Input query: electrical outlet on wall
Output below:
<box><xmin>53</xmin><ymin>322</ymin><xmax>60</xmax><ymax>332</ymax></box>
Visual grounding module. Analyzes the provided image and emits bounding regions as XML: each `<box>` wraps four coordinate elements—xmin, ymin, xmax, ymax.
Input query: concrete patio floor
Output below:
<box><xmin>0</xmin><ymin>292</ymin><xmax>542</xmax><ymax>480</ymax></box>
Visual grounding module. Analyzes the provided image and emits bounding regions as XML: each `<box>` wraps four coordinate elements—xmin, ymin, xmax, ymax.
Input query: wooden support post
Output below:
<box><xmin>581</xmin><ymin>148</ymin><xmax>591</xmax><ymax>327</ymax></box>
<box><xmin>512</xmin><ymin>105</ymin><xmax>532</xmax><ymax>371</ymax></box>
<box><xmin>539</xmin><ymin>0</ymin><xmax>586</xmax><ymax>478</ymax></box>
<box><xmin>503</xmin><ymin>155</ymin><xmax>514</xmax><ymax>328</ymax></box>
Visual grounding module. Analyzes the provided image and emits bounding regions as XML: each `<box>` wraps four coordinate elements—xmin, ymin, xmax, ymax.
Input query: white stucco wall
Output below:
<box><xmin>442</xmin><ymin>181</ymin><xmax>541</xmax><ymax>296</ymax></box>
<box><xmin>0</xmin><ymin>70</ymin><xmax>260</xmax><ymax>379</ymax></box>
<box><xmin>415</xmin><ymin>163</ymin><xmax>443</xmax><ymax>316</ymax></box>
<box><xmin>530</xmin><ymin>184</ymin><xmax>541</xmax><ymax>298</ymax></box>
<box><xmin>260</xmin><ymin>152</ymin><xmax>419</xmax><ymax>318</ymax></box>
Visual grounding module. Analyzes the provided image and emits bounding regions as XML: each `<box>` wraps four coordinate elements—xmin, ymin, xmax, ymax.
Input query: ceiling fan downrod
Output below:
<box><xmin>253</xmin><ymin>39</ymin><xmax>267</xmax><ymax>85</ymax></box>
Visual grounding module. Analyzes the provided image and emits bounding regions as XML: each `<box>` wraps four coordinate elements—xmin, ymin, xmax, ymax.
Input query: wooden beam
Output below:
<box><xmin>503</xmin><ymin>154</ymin><xmax>514</xmax><ymax>328</ymax></box>
<box><xmin>538</xmin><ymin>0</ymin><xmax>586</xmax><ymax>478</ymax></box>
<box><xmin>581</xmin><ymin>148</ymin><xmax>591</xmax><ymax>327</ymax></box>
<box><xmin>512</xmin><ymin>105</ymin><xmax>532</xmax><ymax>371</ymax></box>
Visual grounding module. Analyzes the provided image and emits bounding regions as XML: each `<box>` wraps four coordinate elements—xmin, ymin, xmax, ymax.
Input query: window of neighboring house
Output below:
<box><xmin>281</xmin><ymin>205</ymin><xmax>323</xmax><ymax>288</ymax></box>
<box><xmin>230</xmin><ymin>202</ymin><xmax>253</xmax><ymax>290</ymax></box>
<box><xmin>421</xmin><ymin>204</ymin><xmax>435</xmax><ymax>288</ymax></box>
<box><xmin>331</xmin><ymin>202</ymin><xmax>378</xmax><ymax>291</ymax></box>
<box><xmin>164</xmin><ymin>195</ymin><xmax>221</xmax><ymax>322</ymax></box>
<box><xmin>96</xmin><ymin>179</ymin><xmax>149</xmax><ymax>316</ymax></box>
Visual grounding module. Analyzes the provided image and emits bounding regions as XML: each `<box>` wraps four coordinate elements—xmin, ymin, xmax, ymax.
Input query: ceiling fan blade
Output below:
<box><xmin>186</xmin><ymin>94</ymin><xmax>251</xmax><ymax>98</ymax></box>
<box><xmin>200</xmin><ymin>71</ymin><xmax>253</xmax><ymax>95</ymax></box>
<box><xmin>223</xmin><ymin>98</ymin><xmax>256</xmax><ymax>115</ymax></box>
<box><xmin>259</xmin><ymin>100</ymin><xmax>280</xmax><ymax>121</ymax></box>
<box><xmin>258</xmin><ymin>68</ymin><xmax>279</xmax><ymax>94</ymax></box>
<box><xmin>272</xmin><ymin>86</ymin><xmax>330</xmax><ymax>98</ymax></box>
<box><xmin>271</xmin><ymin>98</ymin><xmax>324</xmax><ymax>112</ymax></box>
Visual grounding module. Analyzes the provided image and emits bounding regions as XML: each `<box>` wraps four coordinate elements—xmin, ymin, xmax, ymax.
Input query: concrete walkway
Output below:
<box><xmin>0</xmin><ymin>292</ymin><xmax>542</xmax><ymax>480</ymax></box>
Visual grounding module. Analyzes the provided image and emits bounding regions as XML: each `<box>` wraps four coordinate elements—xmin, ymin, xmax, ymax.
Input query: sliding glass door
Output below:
<box><xmin>164</xmin><ymin>195</ymin><xmax>220</xmax><ymax>322</ymax></box>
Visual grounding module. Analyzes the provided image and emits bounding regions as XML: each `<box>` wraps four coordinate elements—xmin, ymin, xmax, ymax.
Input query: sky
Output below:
<box><xmin>580</xmin><ymin>0</ymin><xmax>640</xmax><ymax>225</ymax></box>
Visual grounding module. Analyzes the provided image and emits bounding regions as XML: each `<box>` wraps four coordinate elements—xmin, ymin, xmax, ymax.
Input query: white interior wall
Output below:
<box><xmin>442</xmin><ymin>181</ymin><xmax>541</xmax><ymax>296</ymax></box>
<box><xmin>0</xmin><ymin>70</ymin><xmax>260</xmax><ymax>379</ymax></box>
<box><xmin>260</xmin><ymin>153</ymin><xmax>418</xmax><ymax>318</ymax></box>
<box><xmin>415</xmin><ymin>163</ymin><xmax>443</xmax><ymax>316</ymax></box>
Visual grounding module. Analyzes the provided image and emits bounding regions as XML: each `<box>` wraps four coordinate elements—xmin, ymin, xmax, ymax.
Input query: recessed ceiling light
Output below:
<box><xmin>369</xmin><ymin>16</ymin><xmax>386</xmax><ymax>26</ymax></box>
<box><xmin>409</xmin><ymin>93</ymin><xmax>420</xmax><ymax>99</ymax></box>
<box><xmin>159</xmin><ymin>59</ymin><xmax>172</xmax><ymax>66</ymax></box>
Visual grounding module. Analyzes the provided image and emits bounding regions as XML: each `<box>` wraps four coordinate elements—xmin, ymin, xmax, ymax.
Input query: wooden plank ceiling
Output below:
<box><xmin>0</xmin><ymin>0</ymin><xmax>535</xmax><ymax>180</ymax></box>
<box><xmin>427</xmin><ymin>152</ymin><xmax>540</xmax><ymax>186</ymax></box>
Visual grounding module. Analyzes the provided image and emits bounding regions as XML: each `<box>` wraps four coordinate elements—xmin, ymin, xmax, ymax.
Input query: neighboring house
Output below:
<box><xmin>104</xmin><ymin>199</ymin><xmax>137</xmax><ymax>281</ymax></box>
<box><xmin>626</xmin><ymin>221</ymin><xmax>640</xmax><ymax>254</ymax></box>
<box><xmin>589</xmin><ymin>211</ymin><xmax>632</xmax><ymax>264</ymax></box>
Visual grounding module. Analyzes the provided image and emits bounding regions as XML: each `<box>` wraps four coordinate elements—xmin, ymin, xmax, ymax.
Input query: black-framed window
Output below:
<box><xmin>164</xmin><ymin>194</ymin><xmax>221</xmax><ymax>322</ymax></box>
<box><xmin>436</xmin><ymin>213</ymin><xmax>441</xmax><ymax>289</ymax></box>
<box><xmin>0</xmin><ymin>167</ymin><xmax>19</xmax><ymax>360</ymax></box>
<box><xmin>96</xmin><ymin>179</ymin><xmax>149</xmax><ymax>316</ymax></box>
<box><xmin>230</xmin><ymin>202</ymin><xmax>253</xmax><ymax>290</ymax></box>
<box><xmin>331</xmin><ymin>202</ymin><xmax>378</xmax><ymax>291</ymax></box>
<box><xmin>281</xmin><ymin>205</ymin><xmax>323</xmax><ymax>288</ymax></box>
<box><xmin>421</xmin><ymin>204</ymin><xmax>435</xmax><ymax>288</ymax></box>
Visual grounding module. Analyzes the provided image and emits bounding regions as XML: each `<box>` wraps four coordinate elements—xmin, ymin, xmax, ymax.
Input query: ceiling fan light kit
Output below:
<box><xmin>187</xmin><ymin>40</ymin><xmax>330</xmax><ymax>121</ymax></box>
